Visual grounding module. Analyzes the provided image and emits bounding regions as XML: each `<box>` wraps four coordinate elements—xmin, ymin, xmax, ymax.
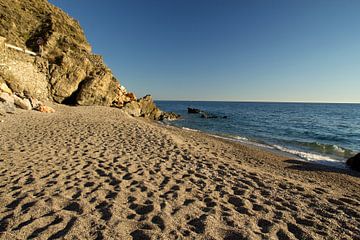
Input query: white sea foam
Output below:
<box><xmin>182</xmin><ymin>127</ymin><xmax>199</xmax><ymax>132</ymax></box>
<box><xmin>272</xmin><ymin>144</ymin><xmax>340</xmax><ymax>162</ymax></box>
<box><xmin>211</xmin><ymin>134</ymin><xmax>274</xmax><ymax>149</ymax></box>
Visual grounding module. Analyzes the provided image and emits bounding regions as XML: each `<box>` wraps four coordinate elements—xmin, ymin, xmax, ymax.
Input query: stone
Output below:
<box><xmin>188</xmin><ymin>108</ymin><xmax>201</xmax><ymax>114</ymax></box>
<box><xmin>29</xmin><ymin>97</ymin><xmax>43</xmax><ymax>109</ymax></box>
<box><xmin>0</xmin><ymin>92</ymin><xmax>14</xmax><ymax>103</ymax></box>
<box><xmin>0</xmin><ymin>82</ymin><xmax>12</xmax><ymax>95</ymax></box>
<box><xmin>111</xmin><ymin>82</ymin><xmax>137</xmax><ymax>107</ymax></box>
<box><xmin>35</xmin><ymin>105</ymin><xmax>55</xmax><ymax>113</ymax></box>
<box><xmin>123</xmin><ymin>100</ymin><xmax>141</xmax><ymax>117</ymax></box>
<box><xmin>160</xmin><ymin>112</ymin><xmax>181</xmax><ymax>121</ymax></box>
<box><xmin>346</xmin><ymin>153</ymin><xmax>360</xmax><ymax>171</ymax></box>
<box><xmin>13</xmin><ymin>95</ymin><xmax>32</xmax><ymax>110</ymax></box>
<box><xmin>123</xmin><ymin>95</ymin><xmax>180</xmax><ymax>121</ymax></box>
<box><xmin>0</xmin><ymin>93</ymin><xmax>16</xmax><ymax>114</ymax></box>
<box><xmin>75</xmin><ymin>71</ymin><xmax>119</xmax><ymax>106</ymax></box>
<box><xmin>0</xmin><ymin>0</ymin><xmax>170</xmax><ymax>120</ymax></box>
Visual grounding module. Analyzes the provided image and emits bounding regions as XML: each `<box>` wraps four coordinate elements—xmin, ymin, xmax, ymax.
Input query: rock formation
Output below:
<box><xmin>346</xmin><ymin>153</ymin><xmax>360</xmax><ymax>171</ymax></box>
<box><xmin>188</xmin><ymin>108</ymin><xmax>201</xmax><ymax>114</ymax></box>
<box><xmin>0</xmin><ymin>0</ymin><xmax>177</xmax><ymax>120</ymax></box>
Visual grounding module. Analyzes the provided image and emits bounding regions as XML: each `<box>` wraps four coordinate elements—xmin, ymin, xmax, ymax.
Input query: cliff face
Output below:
<box><xmin>0</xmin><ymin>0</ymin><xmax>176</xmax><ymax>120</ymax></box>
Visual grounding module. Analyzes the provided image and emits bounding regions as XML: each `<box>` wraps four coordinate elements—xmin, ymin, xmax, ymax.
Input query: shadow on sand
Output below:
<box><xmin>284</xmin><ymin>159</ymin><xmax>360</xmax><ymax>178</ymax></box>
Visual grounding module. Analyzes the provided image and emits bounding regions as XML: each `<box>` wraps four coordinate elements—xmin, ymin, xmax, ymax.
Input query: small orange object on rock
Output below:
<box><xmin>35</xmin><ymin>105</ymin><xmax>55</xmax><ymax>113</ymax></box>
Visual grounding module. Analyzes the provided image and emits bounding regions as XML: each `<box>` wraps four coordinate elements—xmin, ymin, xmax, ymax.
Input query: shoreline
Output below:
<box><xmin>161</xmin><ymin>121</ymin><xmax>349</xmax><ymax>170</ymax></box>
<box><xmin>1</xmin><ymin>105</ymin><xmax>359</xmax><ymax>239</ymax></box>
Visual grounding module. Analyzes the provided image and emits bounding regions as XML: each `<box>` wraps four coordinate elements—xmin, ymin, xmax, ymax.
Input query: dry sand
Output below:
<box><xmin>0</xmin><ymin>105</ymin><xmax>359</xmax><ymax>240</ymax></box>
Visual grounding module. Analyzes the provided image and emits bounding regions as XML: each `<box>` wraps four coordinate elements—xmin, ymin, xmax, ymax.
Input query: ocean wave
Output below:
<box><xmin>287</xmin><ymin>141</ymin><xmax>355</xmax><ymax>159</ymax></box>
<box><xmin>272</xmin><ymin>144</ymin><xmax>340</xmax><ymax>162</ymax></box>
<box><xmin>211</xmin><ymin>134</ymin><xmax>274</xmax><ymax>149</ymax></box>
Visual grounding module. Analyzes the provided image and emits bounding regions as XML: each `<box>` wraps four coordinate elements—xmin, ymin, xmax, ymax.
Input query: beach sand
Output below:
<box><xmin>0</xmin><ymin>105</ymin><xmax>359</xmax><ymax>240</ymax></box>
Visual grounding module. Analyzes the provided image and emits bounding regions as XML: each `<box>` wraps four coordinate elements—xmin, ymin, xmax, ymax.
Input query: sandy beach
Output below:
<box><xmin>0</xmin><ymin>105</ymin><xmax>359</xmax><ymax>240</ymax></box>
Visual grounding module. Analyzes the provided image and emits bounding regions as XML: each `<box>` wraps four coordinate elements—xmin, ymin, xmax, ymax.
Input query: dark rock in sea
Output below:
<box><xmin>223</xmin><ymin>116</ymin><xmax>228</xmax><ymax>119</ymax></box>
<box><xmin>346</xmin><ymin>153</ymin><xmax>360</xmax><ymax>171</ymax></box>
<box><xmin>188</xmin><ymin>108</ymin><xmax>201</xmax><ymax>114</ymax></box>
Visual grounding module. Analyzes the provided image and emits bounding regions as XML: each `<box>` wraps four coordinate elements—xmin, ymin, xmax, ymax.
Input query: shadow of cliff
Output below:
<box><xmin>284</xmin><ymin>159</ymin><xmax>360</xmax><ymax>178</ymax></box>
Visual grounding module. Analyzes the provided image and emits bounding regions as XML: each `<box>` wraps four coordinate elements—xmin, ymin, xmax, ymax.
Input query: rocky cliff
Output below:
<box><xmin>0</xmin><ymin>0</ymin><xmax>177</xmax><ymax>120</ymax></box>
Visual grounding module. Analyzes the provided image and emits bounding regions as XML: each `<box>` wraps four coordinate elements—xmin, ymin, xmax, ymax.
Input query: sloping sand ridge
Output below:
<box><xmin>0</xmin><ymin>105</ymin><xmax>359</xmax><ymax>239</ymax></box>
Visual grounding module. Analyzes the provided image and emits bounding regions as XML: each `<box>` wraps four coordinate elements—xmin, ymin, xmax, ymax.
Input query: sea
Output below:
<box><xmin>156</xmin><ymin>101</ymin><xmax>360</xmax><ymax>168</ymax></box>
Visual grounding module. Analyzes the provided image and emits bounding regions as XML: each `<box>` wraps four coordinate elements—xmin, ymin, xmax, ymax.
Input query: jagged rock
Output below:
<box><xmin>347</xmin><ymin>153</ymin><xmax>360</xmax><ymax>171</ymax></box>
<box><xmin>0</xmin><ymin>0</ymin><xmax>173</xmax><ymax>119</ymax></box>
<box><xmin>0</xmin><ymin>92</ymin><xmax>13</xmax><ymax>103</ymax></box>
<box><xmin>35</xmin><ymin>104</ymin><xmax>55</xmax><ymax>113</ymax></box>
<box><xmin>188</xmin><ymin>108</ymin><xmax>201</xmax><ymax>114</ymax></box>
<box><xmin>13</xmin><ymin>95</ymin><xmax>32</xmax><ymax>110</ymax></box>
<box><xmin>0</xmin><ymin>92</ymin><xmax>15</xmax><ymax>114</ymax></box>
<box><xmin>124</xmin><ymin>95</ymin><xmax>161</xmax><ymax>120</ymax></box>
<box><xmin>0</xmin><ymin>82</ymin><xmax>12</xmax><ymax>95</ymax></box>
<box><xmin>75</xmin><ymin>71</ymin><xmax>119</xmax><ymax>106</ymax></box>
<box><xmin>160</xmin><ymin>112</ymin><xmax>181</xmax><ymax>121</ymax></box>
<box><xmin>29</xmin><ymin>97</ymin><xmax>43</xmax><ymax>109</ymax></box>
<box><xmin>111</xmin><ymin>83</ymin><xmax>137</xmax><ymax>108</ymax></box>
<box><xmin>123</xmin><ymin>100</ymin><xmax>141</xmax><ymax>117</ymax></box>
<box><xmin>0</xmin><ymin>0</ymin><xmax>126</xmax><ymax>106</ymax></box>
<box><xmin>123</xmin><ymin>95</ymin><xmax>179</xmax><ymax>121</ymax></box>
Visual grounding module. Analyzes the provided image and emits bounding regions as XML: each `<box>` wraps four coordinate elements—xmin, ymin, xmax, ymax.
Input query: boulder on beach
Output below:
<box><xmin>0</xmin><ymin>93</ymin><xmax>16</xmax><ymax>114</ymax></box>
<box><xmin>35</xmin><ymin>105</ymin><xmax>55</xmax><ymax>113</ymax></box>
<box><xmin>13</xmin><ymin>95</ymin><xmax>32</xmax><ymax>110</ymax></box>
<box><xmin>123</xmin><ymin>95</ymin><xmax>180</xmax><ymax>121</ymax></box>
<box><xmin>346</xmin><ymin>153</ymin><xmax>360</xmax><ymax>171</ymax></box>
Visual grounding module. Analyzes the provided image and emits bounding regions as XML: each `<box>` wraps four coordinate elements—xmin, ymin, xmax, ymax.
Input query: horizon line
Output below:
<box><xmin>154</xmin><ymin>99</ymin><xmax>360</xmax><ymax>104</ymax></box>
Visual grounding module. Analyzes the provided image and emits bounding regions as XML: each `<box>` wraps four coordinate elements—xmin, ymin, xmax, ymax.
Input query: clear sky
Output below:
<box><xmin>49</xmin><ymin>0</ymin><xmax>360</xmax><ymax>103</ymax></box>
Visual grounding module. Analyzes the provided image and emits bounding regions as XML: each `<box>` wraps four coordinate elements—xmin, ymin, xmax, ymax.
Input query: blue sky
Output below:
<box><xmin>49</xmin><ymin>0</ymin><xmax>360</xmax><ymax>102</ymax></box>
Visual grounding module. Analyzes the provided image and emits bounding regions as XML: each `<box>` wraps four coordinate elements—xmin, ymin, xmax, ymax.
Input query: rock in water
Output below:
<box><xmin>188</xmin><ymin>108</ymin><xmax>201</xmax><ymax>113</ymax></box>
<box><xmin>346</xmin><ymin>153</ymin><xmax>360</xmax><ymax>171</ymax></box>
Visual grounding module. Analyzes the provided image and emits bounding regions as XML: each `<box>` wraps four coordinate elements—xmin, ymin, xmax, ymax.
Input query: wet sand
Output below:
<box><xmin>0</xmin><ymin>105</ymin><xmax>359</xmax><ymax>240</ymax></box>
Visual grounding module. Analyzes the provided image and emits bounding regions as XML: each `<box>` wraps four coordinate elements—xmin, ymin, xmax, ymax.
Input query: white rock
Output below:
<box><xmin>0</xmin><ymin>92</ymin><xmax>16</xmax><ymax>114</ymax></box>
<box><xmin>13</xmin><ymin>95</ymin><xmax>32</xmax><ymax>110</ymax></box>
<box><xmin>29</xmin><ymin>97</ymin><xmax>43</xmax><ymax>109</ymax></box>
<box><xmin>0</xmin><ymin>92</ymin><xmax>14</xmax><ymax>104</ymax></box>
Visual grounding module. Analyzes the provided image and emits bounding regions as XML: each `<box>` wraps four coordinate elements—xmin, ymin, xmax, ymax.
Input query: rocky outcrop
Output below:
<box><xmin>123</xmin><ymin>95</ymin><xmax>179</xmax><ymax>120</ymax></box>
<box><xmin>0</xmin><ymin>79</ymin><xmax>54</xmax><ymax>114</ymax></box>
<box><xmin>0</xmin><ymin>0</ymin><xmax>177</xmax><ymax>120</ymax></box>
<box><xmin>347</xmin><ymin>153</ymin><xmax>360</xmax><ymax>171</ymax></box>
<box><xmin>188</xmin><ymin>108</ymin><xmax>201</xmax><ymax>114</ymax></box>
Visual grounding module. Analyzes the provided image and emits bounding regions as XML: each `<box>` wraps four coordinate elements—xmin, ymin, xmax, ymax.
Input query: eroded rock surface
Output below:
<box><xmin>0</xmin><ymin>0</ymin><xmax>177</xmax><ymax>120</ymax></box>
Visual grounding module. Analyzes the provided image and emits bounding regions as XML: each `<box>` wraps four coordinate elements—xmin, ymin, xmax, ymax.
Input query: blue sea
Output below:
<box><xmin>156</xmin><ymin>101</ymin><xmax>360</xmax><ymax>167</ymax></box>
